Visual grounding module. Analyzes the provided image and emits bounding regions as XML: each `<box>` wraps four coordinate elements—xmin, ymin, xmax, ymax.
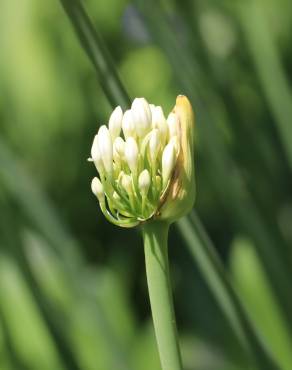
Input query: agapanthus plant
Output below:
<box><xmin>89</xmin><ymin>95</ymin><xmax>195</xmax><ymax>370</ymax></box>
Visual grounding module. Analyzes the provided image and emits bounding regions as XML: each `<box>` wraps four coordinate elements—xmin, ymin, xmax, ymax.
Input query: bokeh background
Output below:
<box><xmin>1</xmin><ymin>0</ymin><xmax>292</xmax><ymax>369</ymax></box>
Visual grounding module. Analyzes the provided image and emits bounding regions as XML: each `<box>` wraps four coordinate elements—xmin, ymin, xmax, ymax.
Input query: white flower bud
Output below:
<box><xmin>131</xmin><ymin>98</ymin><xmax>152</xmax><ymax>138</ymax></box>
<box><xmin>113</xmin><ymin>137</ymin><xmax>125</xmax><ymax>166</ymax></box>
<box><xmin>91</xmin><ymin>135</ymin><xmax>100</xmax><ymax>160</ymax></box>
<box><xmin>125</xmin><ymin>137</ymin><xmax>139</xmax><ymax>173</ymax></box>
<box><xmin>138</xmin><ymin>169</ymin><xmax>151</xmax><ymax>195</ymax></box>
<box><xmin>122</xmin><ymin>110</ymin><xmax>136</xmax><ymax>139</ymax></box>
<box><xmin>113</xmin><ymin>137</ymin><xmax>125</xmax><ymax>158</ymax></box>
<box><xmin>97</xmin><ymin>125</ymin><xmax>113</xmax><ymax>174</ymax></box>
<box><xmin>169</xmin><ymin>135</ymin><xmax>180</xmax><ymax>156</ymax></box>
<box><xmin>162</xmin><ymin>140</ymin><xmax>176</xmax><ymax>188</ymax></box>
<box><xmin>108</xmin><ymin>106</ymin><xmax>123</xmax><ymax>140</ymax></box>
<box><xmin>91</xmin><ymin>177</ymin><xmax>104</xmax><ymax>201</ymax></box>
<box><xmin>90</xmin><ymin>135</ymin><xmax>104</xmax><ymax>173</ymax></box>
<box><xmin>121</xmin><ymin>174</ymin><xmax>133</xmax><ymax>194</ymax></box>
<box><xmin>149</xmin><ymin>129</ymin><xmax>161</xmax><ymax>162</ymax></box>
<box><xmin>167</xmin><ymin>112</ymin><xmax>179</xmax><ymax>138</ymax></box>
<box><xmin>152</xmin><ymin>106</ymin><xmax>168</xmax><ymax>144</ymax></box>
<box><xmin>149</xmin><ymin>104</ymin><xmax>156</xmax><ymax>116</ymax></box>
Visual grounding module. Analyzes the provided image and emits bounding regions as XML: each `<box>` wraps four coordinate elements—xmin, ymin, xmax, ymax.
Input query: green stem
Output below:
<box><xmin>142</xmin><ymin>221</ymin><xmax>183</xmax><ymax>370</ymax></box>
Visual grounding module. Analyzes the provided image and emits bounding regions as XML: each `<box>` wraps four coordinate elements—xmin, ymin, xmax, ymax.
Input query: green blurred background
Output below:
<box><xmin>1</xmin><ymin>0</ymin><xmax>292</xmax><ymax>369</ymax></box>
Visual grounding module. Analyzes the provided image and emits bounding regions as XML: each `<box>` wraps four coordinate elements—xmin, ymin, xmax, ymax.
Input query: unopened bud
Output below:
<box><xmin>152</xmin><ymin>106</ymin><xmax>168</xmax><ymax>144</ymax></box>
<box><xmin>113</xmin><ymin>137</ymin><xmax>125</xmax><ymax>165</ymax></box>
<box><xmin>90</xmin><ymin>135</ymin><xmax>104</xmax><ymax>173</ymax></box>
<box><xmin>113</xmin><ymin>137</ymin><xmax>125</xmax><ymax>158</ymax></box>
<box><xmin>162</xmin><ymin>140</ymin><xmax>176</xmax><ymax>188</ymax></box>
<box><xmin>149</xmin><ymin>104</ymin><xmax>156</xmax><ymax>116</ymax></box>
<box><xmin>138</xmin><ymin>169</ymin><xmax>151</xmax><ymax>195</ymax></box>
<box><xmin>109</xmin><ymin>106</ymin><xmax>123</xmax><ymax>140</ymax></box>
<box><xmin>122</xmin><ymin>110</ymin><xmax>136</xmax><ymax>139</ymax></box>
<box><xmin>91</xmin><ymin>135</ymin><xmax>99</xmax><ymax>160</ymax></box>
<box><xmin>121</xmin><ymin>174</ymin><xmax>133</xmax><ymax>194</ymax></box>
<box><xmin>97</xmin><ymin>125</ymin><xmax>113</xmax><ymax>174</ymax></box>
<box><xmin>91</xmin><ymin>177</ymin><xmax>104</xmax><ymax>201</ymax></box>
<box><xmin>167</xmin><ymin>112</ymin><xmax>179</xmax><ymax>138</ymax></box>
<box><xmin>131</xmin><ymin>98</ymin><xmax>152</xmax><ymax>138</ymax></box>
<box><xmin>125</xmin><ymin>137</ymin><xmax>139</xmax><ymax>173</ymax></box>
<box><xmin>149</xmin><ymin>129</ymin><xmax>161</xmax><ymax>162</ymax></box>
<box><xmin>169</xmin><ymin>136</ymin><xmax>180</xmax><ymax>156</ymax></box>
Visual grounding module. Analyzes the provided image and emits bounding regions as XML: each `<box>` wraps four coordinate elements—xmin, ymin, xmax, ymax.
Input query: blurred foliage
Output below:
<box><xmin>0</xmin><ymin>0</ymin><xmax>292</xmax><ymax>369</ymax></box>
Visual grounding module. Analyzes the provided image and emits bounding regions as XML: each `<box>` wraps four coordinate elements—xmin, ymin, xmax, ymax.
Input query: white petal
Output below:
<box><xmin>113</xmin><ymin>137</ymin><xmax>125</xmax><ymax>158</ymax></box>
<box><xmin>162</xmin><ymin>141</ymin><xmax>176</xmax><ymax>188</ymax></box>
<box><xmin>122</xmin><ymin>110</ymin><xmax>136</xmax><ymax>139</ymax></box>
<box><xmin>169</xmin><ymin>136</ymin><xmax>180</xmax><ymax>156</ymax></box>
<box><xmin>167</xmin><ymin>112</ymin><xmax>179</xmax><ymax>138</ymax></box>
<box><xmin>125</xmin><ymin>137</ymin><xmax>139</xmax><ymax>173</ymax></box>
<box><xmin>152</xmin><ymin>106</ymin><xmax>168</xmax><ymax>143</ymax></box>
<box><xmin>149</xmin><ymin>104</ymin><xmax>156</xmax><ymax>116</ymax></box>
<box><xmin>138</xmin><ymin>169</ymin><xmax>151</xmax><ymax>195</ymax></box>
<box><xmin>90</xmin><ymin>135</ymin><xmax>104</xmax><ymax>173</ymax></box>
<box><xmin>149</xmin><ymin>129</ymin><xmax>161</xmax><ymax>161</ymax></box>
<box><xmin>131</xmin><ymin>98</ymin><xmax>152</xmax><ymax>138</ymax></box>
<box><xmin>91</xmin><ymin>177</ymin><xmax>104</xmax><ymax>201</ymax></box>
<box><xmin>108</xmin><ymin>106</ymin><xmax>123</xmax><ymax>140</ymax></box>
<box><xmin>121</xmin><ymin>174</ymin><xmax>132</xmax><ymax>193</ymax></box>
<box><xmin>91</xmin><ymin>135</ymin><xmax>100</xmax><ymax>160</ymax></box>
<box><xmin>97</xmin><ymin>125</ymin><xmax>113</xmax><ymax>174</ymax></box>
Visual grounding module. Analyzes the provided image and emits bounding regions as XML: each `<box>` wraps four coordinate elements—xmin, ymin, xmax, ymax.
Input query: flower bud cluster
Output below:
<box><xmin>89</xmin><ymin>97</ymin><xmax>182</xmax><ymax>227</ymax></box>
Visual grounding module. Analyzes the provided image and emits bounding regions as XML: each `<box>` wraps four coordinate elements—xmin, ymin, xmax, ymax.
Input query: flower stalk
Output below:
<box><xmin>142</xmin><ymin>221</ymin><xmax>183</xmax><ymax>370</ymax></box>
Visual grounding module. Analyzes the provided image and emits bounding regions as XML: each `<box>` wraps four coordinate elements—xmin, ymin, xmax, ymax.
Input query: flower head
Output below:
<box><xmin>89</xmin><ymin>96</ymin><xmax>195</xmax><ymax>227</ymax></box>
